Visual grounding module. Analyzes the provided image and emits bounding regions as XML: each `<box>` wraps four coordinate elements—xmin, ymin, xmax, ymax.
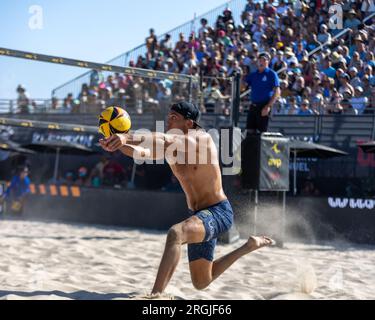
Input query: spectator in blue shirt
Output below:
<box><xmin>344</xmin><ymin>10</ymin><xmax>361</xmax><ymax>29</ymax></box>
<box><xmin>297</xmin><ymin>100</ymin><xmax>314</xmax><ymax>115</ymax></box>
<box><xmin>244</xmin><ymin>52</ymin><xmax>281</xmax><ymax>133</ymax></box>
<box><xmin>1</xmin><ymin>167</ymin><xmax>30</xmax><ymax>215</ymax></box>
<box><xmin>244</xmin><ymin>0</ymin><xmax>255</xmax><ymax>13</ymax></box>
<box><xmin>322</xmin><ymin>58</ymin><xmax>337</xmax><ymax>79</ymax></box>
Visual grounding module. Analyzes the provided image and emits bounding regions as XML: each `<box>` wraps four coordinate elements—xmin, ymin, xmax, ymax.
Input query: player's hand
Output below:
<box><xmin>262</xmin><ymin>105</ymin><xmax>271</xmax><ymax>117</ymax></box>
<box><xmin>99</xmin><ymin>134</ymin><xmax>127</xmax><ymax>152</ymax></box>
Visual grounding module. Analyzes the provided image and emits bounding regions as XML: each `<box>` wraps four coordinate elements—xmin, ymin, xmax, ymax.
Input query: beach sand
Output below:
<box><xmin>0</xmin><ymin>220</ymin><xmax>374</xmax><ymax>300</ymax></box>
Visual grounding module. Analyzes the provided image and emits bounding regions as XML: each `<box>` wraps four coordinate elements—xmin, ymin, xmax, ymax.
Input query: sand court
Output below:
<box><xmin>0</xmin><ymin>220</ymin><xmax>374</xmax><ymax>300</ymax></box>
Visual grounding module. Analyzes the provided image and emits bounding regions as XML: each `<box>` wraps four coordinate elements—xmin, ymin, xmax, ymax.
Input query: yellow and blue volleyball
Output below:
<box><xmin>98</xmin><ymin>106</ymin><xmax>131</xmax><ymax>138</ymax></box>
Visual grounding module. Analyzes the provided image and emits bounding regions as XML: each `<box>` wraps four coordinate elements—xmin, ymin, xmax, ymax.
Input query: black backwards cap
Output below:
<box><xmin>170</xmin><ymin>101</ymin><xmax>202</xmax><ymax>128</ymax></box>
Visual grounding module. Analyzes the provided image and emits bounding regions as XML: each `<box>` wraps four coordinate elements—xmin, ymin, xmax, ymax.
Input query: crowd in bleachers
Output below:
<box><xmin>13</xmin><ymin>0</ymin><xmax>375</xmax><ymax>117</ymax></box>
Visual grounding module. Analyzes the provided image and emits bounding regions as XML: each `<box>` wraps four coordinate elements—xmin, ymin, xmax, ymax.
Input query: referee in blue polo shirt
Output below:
<box><xmin>244</xmin><ymin>52</ymin><xmax>280</xmax><ymax>133</ymax></box>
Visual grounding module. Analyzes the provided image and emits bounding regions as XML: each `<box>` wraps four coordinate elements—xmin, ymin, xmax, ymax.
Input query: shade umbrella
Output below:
<box><xmin>0</xmin><ymin>137</ymin><xmax>36</xmax><ymax>155</ymax></box>
<box><xmin>289</xmin><ymin>141</ymin><xmax>349</xmax><ymax>195</ymax></box>
<box><xmin>358</xmin><ymin>141</ymin><xmax>375</xmax><ymax>154</ymax></box>
<box><xmin>23</xmin><ymin>140</ymin><xmax>97</xmax><ymax>181</ymax></box>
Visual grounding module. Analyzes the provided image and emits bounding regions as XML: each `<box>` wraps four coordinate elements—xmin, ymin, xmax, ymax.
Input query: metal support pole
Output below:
<box><xmin>53</xmin><ymin>147</ymin><xmax>61</xmax><ymax>182</ymax></box>
<box><xmin>281</xmin><ymin>191</ymin><xmax>286</xmax><ymax>248</ymax></box>
<box><xmin>232</xmin><ymin>73</ymin><xmax>241</xmax><ymax>127</ymax></box>
<box><xmin>293</xmin><ymin>151</ymin><xmax>297</xmax><ymax>196</ymax></box>
<box><xmin>188</xmin><ymin>77</ymin><xmax>193</xmax><ymax>103</ymax></box>
<box><xmin>130</xmin><ymin>162</ymin><xmax>136</xmax><ymax>185</ymax></box>
<box><xmin>254</xmin><ymin>190</ymin><xmax>258</xmax><ymax>235</ymax></box>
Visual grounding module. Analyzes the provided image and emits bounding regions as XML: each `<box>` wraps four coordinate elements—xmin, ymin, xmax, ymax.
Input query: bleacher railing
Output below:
<box><xmin>1</xmin><ymin>97</ymin><xmax>373</xmax><ymax>116</ymax></box>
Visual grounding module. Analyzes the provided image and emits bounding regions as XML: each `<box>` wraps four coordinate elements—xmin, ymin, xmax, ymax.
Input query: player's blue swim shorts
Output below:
<box><xmin>188</xmin><ymin>200</ymin><xmax>233</xmax><ymax>262</ymax></box>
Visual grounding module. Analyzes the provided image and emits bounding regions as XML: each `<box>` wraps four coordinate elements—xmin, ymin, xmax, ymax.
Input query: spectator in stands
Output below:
<box><xmin>156</xmin><ymin>81</ymin><xmax>172</xmax><ymax>110</ymax></box>
<box><xmin>132</xmin><ymin>77</ymin><xmax>144</xmax><ymax>114</ymax></box>
<box><xmin>217</xmin><ymin>30</ymin><xmax>233</xmax><ymax>48</ymax></box>
<box><xmin>252</xmin><ymin>2</ymin><xmax>263</xmax><ymax>19</ymax></box>
<box><xmin>60</xmin><ymin>171</ymin><xmax>74</xmax><ymax>185</ymax></box>
<box><xmin>16</xmin><ymin>85</ymin><xmax>30</xmax><ymax>114</ymax></box>
<box><xmin>203</xmin><ymin>79</ymin><xmax>230</xmax><ymax>114</ymax></box>
<box><xmin>352</xmin><ymin>36</ymin><xmax>367</xmax><ymax>62</ymax></box>
<box><xmin>244</xmin><ymin>0</ymin><xmax>255</xmax><ymax>14</ymax></box>
<box><xmin>350</xmin><ymin>86</ymin><xmax>369</xmax><ymax>114</ymax></box>
<box><xmin>306</xmin><ymin>33</ymin><xmax>321</xmax><ymax>52</ymax></box>
<box><xmin>88</xmin><ymin>156</ymin><xmax>110</xmax><ymax>187</ymax></box>
<box><xmin>222</xmin><ymin>7</ymin><xmax>234</xmax><ymax>25</ymax></box>
<box><xmin>75</xmin><ymin>166</ymin><xmax>88</xmax><ymax>186</ymax></box>
<box><xmin>63</xmin><ymin>93</ymin><xmax>73</xmax><ymax>113</ymax></box>
<box><xmin>294</xmin><ymin>0</ymin><xmax>307</xmax><ymax>17</ymax></box>
<box><xmin>321</xmin><ymin>58</ymin><xmax>336</xmax><ymax>79</ymax></box>
<box><xmin>364</xmin><ymin>64</ymin><xmax>374</xmax><ymax>80</ymax></box>
<box><xmin>90</xmin><ymin>70</ymin><xmax>104</xmax><ymax>88</ymax></box>
<box><xmin>271</xmin><ymin>50</ymin><xmax>285</xmax><ymax>72</ymax></box>
<box><xmin>310</xmin><ymin>73</ymin><xmax>322</xmax><ymax>95</ymax></box>
<box><xmin>317</xmin><ymin>24</ymin><xmax>332</xmax><ymax>45</ymax></box>
<box><xmin>103</xmin><ymin>158</ymin><xmax>126</xmax><ymax>187</ymax></box>
<box><xmin>49</xmin><ymin>97</ymin><xmax>60</xmax><ymax>113</ymax></box>
<box><xmin>327</xmin><ymin>90</ymin><xmax>344</xmax><ymax>114</ymax></box>
<box><xmin>349</xmin><ymin>51</ymin><xmax>363</xmax><ymax>71</ymax></box>
<box><xmin>291</xmin><ymin>75</ymin><xmax>305</xmax><ymax>97</ymax></box>
<box><xmin>198</xmin><ymin>18</ymin><xmax>208</xmax><ymax>38</ymax></box>
<box><xmin>321</xmin><ymin>76</ymin><xmax>334</xmax><ymax>99</ymax></box>
<box><xmin>365</xmin><ymin>51</ymin><xmax>374</xmax><ymax>68</ymax></box>
<box><xmin>349</xmin><ymin>67</ymin><xmax>362</xmax><ymax>88</ymax></box>
<box><xmin>146</xmin><ymin>28</ymin><xmax>158</xmax><ymax>57</ymax></box>
<box><xmin>297</xmin><ymin>99</ymin><xmax>314</xmax><ymax>115</ymax></box>
<box><xmin>294</xmin><ymin>42</ymin><xmax>308</xmax><ymax>62</ymax></box>
<box><xmin>277</xmin><ymin>0</ymin><xmax>289</xmax><ymax>17</ymax></box>
<box><xmin>361</xmin><ymin>75</ymin><xmax>372</xmax><ymax>98</ymax></box>
<box><xmin>175</xmin><ymin>32</ymin><xmax>188</xmax><ymax>54</ymax></box>
<box><xmin>160</xmin><ymin>34</ymin><xmax>173</xmax><ymax>52</ymax></box>
<box><xmin>311</xmin><ymin>93</ymin><xmax>324</xmax><ymax>115</ymax></box>
<box><xmin>339</xmin><ymin>73</ymin><xmax>355</xmax><ymax>96</ymax></box>
<box><xmin>280</xmin><ymin>80</ymin><xmax>292</xmax><ymax>98</ymax></box>
<box><xmin>263</xmin><ymin>0</ymin><xmax>277</xmax><ymax>17</ymax></box>
<box><xmin>344</xmin><ymin>9</ymin><xmax>362</xmax><ymax>29</ymax></box>
<box><xmin>284</xmin><ymin>47</ymin><xmax>298</xmax><ymax>67</ymax></box>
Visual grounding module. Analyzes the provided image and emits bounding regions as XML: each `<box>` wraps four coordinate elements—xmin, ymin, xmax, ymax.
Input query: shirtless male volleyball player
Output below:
<box><xmin>99</xmin><ymin>101</ymin><xmax>274</xmax><ymax>294</ymax></box>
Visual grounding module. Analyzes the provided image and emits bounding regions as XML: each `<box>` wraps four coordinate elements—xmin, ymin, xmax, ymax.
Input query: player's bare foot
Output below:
<box><xmin>245</xmin><ymin>236</ymin><xmax>275</xmax><ymax>253</ymax></box>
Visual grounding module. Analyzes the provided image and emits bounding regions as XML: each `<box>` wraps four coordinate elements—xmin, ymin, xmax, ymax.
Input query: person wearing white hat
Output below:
<box><xmin>349</xmin><ymin>67</ymin><xmax>362</xmax><ymax>88</ymax></box>
<box><xmin>350</xmin><ymin>86</ymin><xmax>369</xmax><ymax>114</ymax></box>
<box><xmin>318</xmin><ymin>24</ymin><xmax>332</xmax><ymax>45</ymax></box>
<box><xmin>271</xmin><ymin>50</ymin><xmax>285</xmax><ymax>71</ymax></box>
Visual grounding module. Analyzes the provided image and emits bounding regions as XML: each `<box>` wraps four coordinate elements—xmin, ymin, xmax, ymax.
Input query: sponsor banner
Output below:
<box><xmin>328</xmin><ymin>197</ymin><xmax>375</xmax><ymax>210</ymax></box>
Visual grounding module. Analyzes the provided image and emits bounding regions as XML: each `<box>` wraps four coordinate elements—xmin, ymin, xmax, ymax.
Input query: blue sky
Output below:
<box><xmin>0</xmin><ymin>0</ymin><xmax>225</xmax><ymax>99</ymax></box>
